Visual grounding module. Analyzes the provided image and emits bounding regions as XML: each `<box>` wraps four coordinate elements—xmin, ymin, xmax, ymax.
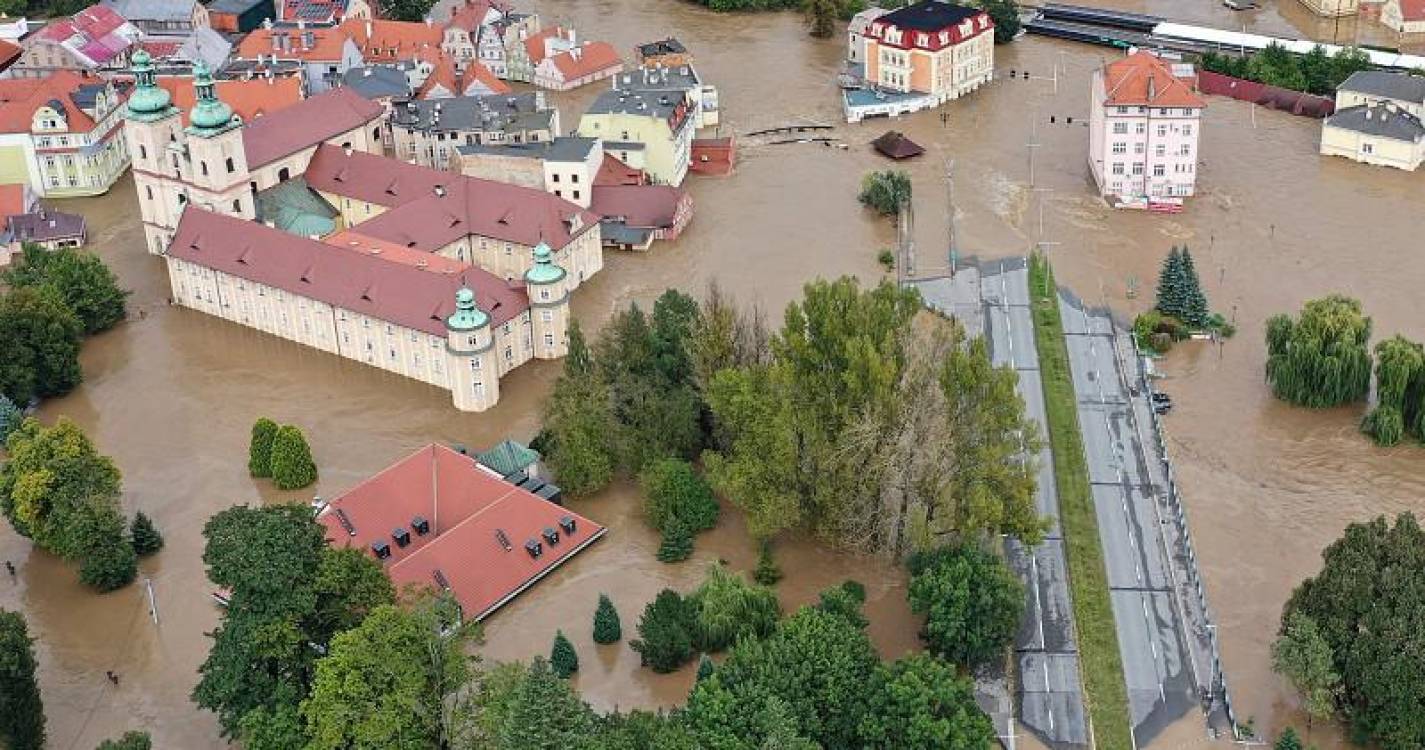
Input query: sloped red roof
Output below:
<box><xmin>167</xmin><ymin>208</ymin><xmax>529</xmax><ymax>333</ymax></box>
<box><xmin>417</xmin><ymin>54</ymin><xmax>509</xmax><ymax>99</ymax></box>
<box><xmin>594</xmin><ymin>152</ymin><xmax>646</xmax><ymax>186</ymax></box>
<box><xmin>523</xmin><ymin>25</ymin><xmax>567</xmax><ymax>64</ymax></box>
<box><xmin>545</xmin><ymin>41</ymin><xmax>621</xmax><ymax>81</ymax></box>
<box><xmin>0</xmin><ymin>71</ymin><xmax>103</xmax><ymax>134</ymax></box>
<box><xmin>448</xmin><ymin>0</ymin><xmax>505</xmax><ymax>33</ymax></box>
<box><xmin>304</xmin><ymin>144</ymin><xmax>600</xmax><ymax>251</ymax></box>
<box><xmin>339</xmin><ymin>17</ymin><xmax>443</xmax><ymax>63</ymax></box>
<box><xmin>158</xmin><ymin>75</ymin><xmax>303</xmax><ymax>126</ymax></box>
<box><xmin>241</xmin><ymin>86</ymin><xmax>383</xmax><ymax>168</ymax></box>
<box><xmin>1400</xmin><ymin>0</ymin><xmax>1425</xmax><ymax>20</ymax></box>
<box><xmin>317</xmin><ymin>443</ymin><xmax>606</xmax><ymax>621</ymax></box>
<box><xmin>590</xmin><ymin>185</ymin><xmax>686</xmax><ymax>229</ymax></box>
<box><xmin>236</xmin><ymin>26</ymin><xmax>350</xmax><ymax>62</ymax></box>
<box><xmin>324</xmin><ymin>229</ymin><xmax>469</xmax><ymax>273</ymax></box>
<box><xmin>0</xmin><ymin>184</ymin><xmax>30</xmax><ymax>218</ymax></box>
<box><xmin>0</xmin><ymin>40</ymin><xmax>20</xmax><ymax>72</ymax></box>
<box><xmin>1103</xmin><ymin>51</ymin><xmax>1205</xmax><ymax>108</ymax></box>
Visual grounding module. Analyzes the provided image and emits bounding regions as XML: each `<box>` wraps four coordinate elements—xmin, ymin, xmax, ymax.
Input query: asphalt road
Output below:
<box><xmin>1058</xmin><ymin>293</ymin><xmax>1199</xmax><ymax>746</ymax></box>
<box><xmin>982</xmin><ymin>261</ymin><xmax>1090</xmax><ymax>750</ymax></box>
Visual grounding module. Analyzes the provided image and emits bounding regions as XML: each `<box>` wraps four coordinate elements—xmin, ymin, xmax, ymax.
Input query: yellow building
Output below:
<box><xmin>0</xmin><ymin>71</ymin><xmax>129</xmax><ymax>197</ymax></box>
<box><xmin>1320</xmin><ymin>70</ymin><xmax>1425</xmax><ymax>170</ymax></box>
<box><xmin>577</xmin><ymin>88</ymin><xmax>693</xmax><ymax>186</ymax></box>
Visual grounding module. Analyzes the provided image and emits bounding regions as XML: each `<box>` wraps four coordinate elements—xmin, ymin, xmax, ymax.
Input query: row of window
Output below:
<box><xmin>1110</xmin><ymin>141</ymin><xmax>1192</xmax><ymax>157</ymax></box>
<box><xmin>1110</xmin><ymin>162</ymin><xmax>1194</xmax><ymax>177</ymax></box>
<box><xmin>1110</xmin><ymin>122</ymin><xmax>1194</xmax><ymax>138</ymax></box>
<box><xmin>1114</xmin><ymin>106</ymin><xmax>1196</xmax><ymax>116</ymax></box>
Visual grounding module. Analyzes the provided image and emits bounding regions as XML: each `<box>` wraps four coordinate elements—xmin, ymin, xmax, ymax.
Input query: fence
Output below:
<box><xmin>1131</xmin><ymin>338</ymin><xmax>1243</xmax><ymax>740</ymax></box>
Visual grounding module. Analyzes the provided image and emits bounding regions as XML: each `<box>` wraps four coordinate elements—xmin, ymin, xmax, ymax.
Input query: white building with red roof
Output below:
<box><xmin>1089</xmin><ymin>51</ymin><xmax>1206</xmax><ymax>210</ymax></box>
<box><xmin>0</xmin><ymin>71</ymin><xmax>130</xmax><ymax>196</ymax></box>
<box><xmin>124</xmin><ymin>51</ymin><xmax>599</xmax><ymax>411</ymax></box>
<box><xmin>317</xmin><ymin>443</ymin><xmax>605</xmax><ymax>622</ymax></box>
<box><xmin>534</xmin><ymin>41</ymin><xmax>622</xmax><ymax>91</ymax></box>
<box><xmin>11</xmin><ymin>5</ymin><xmax>142</xmax><ymax>79</ymax></box>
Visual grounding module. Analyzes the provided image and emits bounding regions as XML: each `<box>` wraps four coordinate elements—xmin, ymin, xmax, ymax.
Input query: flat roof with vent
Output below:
<box><xmin>315</xmin><ymin>443</ymin><xmax>606</xmax><ymax>622</ymax></box>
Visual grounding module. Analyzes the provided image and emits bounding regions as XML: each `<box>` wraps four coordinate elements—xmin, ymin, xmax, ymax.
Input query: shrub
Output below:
<box><xmin>592</xmin><ymin>594</ymin><xmax>622</xmax><ymax>644</ymax></box>
<box><xmin>695</xmin><ymin>652</ymin><xmax>715</xmax><ymax>683</ymax></box>
<box><xmin>77</xmin><ymin>508</ymin><xmax>137</xmax><ymax>593</ymax></box>
<box><xmin>0</xmin><ymin>395</ymin><xmax>21</xmax><ymax>444</ymax></box>
<box><xmin>818</xmin><ymin>580</ymin><xmax>869</xmax><ymax>629</ymax></box>
<box><xmin>630</xmin><ymin>589</ymin><xmax>697</xmax><ymax>673</ymax></box>
<box><xmin>1265</xmin><ymin>295</ymin><xmax>1372</xmax><ymax>408</ymax></box>
<box><xmin>877</xmin><ymin>250</ymin><xmax>895</xmax><ymax>270</ymax></box>
<box><xmin>129</xmin><ymin>511</ymin><xmax>163</xmax><ymax>556</ymax></box>
<box><xmin>640</xmin><ymin>458</ymin><xmax>719</xmax><ymax>534</ymax></box>
<box><xmin>857</xmin><ymin>170</ymin><xmax>912</xmax><ymax>216</ymax></box>
<box><xmin>753</xmin><ymin>542</ymin><xmax>782</xmax><ymax>585</ymax></box>
<box><xmin>268</xmin><ymin>425</ymin><xmax>317</xmax><ymax>490</ymax></box>
<box><xmin>96</xmin><ymin>730</ymin><xmax>152</xmax><ymax>750</ymax></box>
<box><xmin>247</xmin><ymin>418</ymin><xmax>278</xmax><ymax>478</ymax></box>
<box><xmin>689</xmin><ymin>564</ymin><xmax>780</xmax><ymax>652</ymax></box>
<box><xmin>550</xmin><ymin>630</ymin><xmax>578</xmax><ymax>677</ymax></box>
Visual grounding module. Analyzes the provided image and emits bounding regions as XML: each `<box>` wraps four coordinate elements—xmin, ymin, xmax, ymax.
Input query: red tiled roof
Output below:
<box><xmin>447</xmin><ymin>0</ymin><xmax>500</xmax><ymax>33</ymax></box>
<box><xmin>139</xmin><ymin>40</ymin><xmax>182</xmax><ymax>58</ymax></box>
<box><xmin>1401</xmin><ymin>0</ymin><xmax>1425</xmax><ymax>20</ymax></box>
<box><xmin>304</xmin><ymin>144</ymin><xmax>600</xmax><ymax>251</ymax></box>
<box><xmin>523</xmin><ymin>25</ymin><xmax>567</xmax><ymax>64</ymax></box>
<box><xmin>236</xmin><ymin>26</ymin><xmax>351</xmax><ymax>62</ymax></box>
<box><xmin>168</xmin><ymin>208</ymin><xmax>529</xmax><ymax>333</ymax></box>
<box><xmin>591</xmin><ymin>185</ymin><xmax>686</xmax><ymax>229</ymax></box>
<box><xmin>594</xmin><ymin>152</ymin><xmax>646</xmax><ymax>186</ymax></box>
<box><xmin>0</xmin><ymin>40</ymin><xmax>20</xmax><ymax>72</ymax></box>
<box><xmin>0</xmin><ymin>184</ymin><xmax>30</xmax><ymax>218</ymax></box>
<box><xmin>158</xmin><ymin>75</ymin><xmax>303</xmax><ymax>126</ymax></box>
<box><xmin>416</xmin><ymin>54</ymin><xmax>511</xmax><ymax>98</ymax></box>
<box><xmin>339</xmin><ymin>17</ymin><xmax>443</xmax><ymax>63</ymax></box>
<box><xmin>0</xmin><ymin>71</ymin><xmax>104</xmax><ymax>134</ymax></box>
<box><xmin>1103</xmin><ymin>51</ymin><xmax>1206</xmax><ymax>108</ymax></box>
<box><xmin>241</xmin><ymin>86</ymin><xmax>383</xmax><ymax>168</ymax></box>
<box><xmin>323</xmin><ymin>228</ymin><xmax>468</xmax><ymax>273</ymax></box>
<box><xmin>545</xmin><ymin>41</ymin><xmax>620</xmax><ymax>81</ymax></box>
<box><xmin>317</xmin><ymin>444</ymin><xmax>606</xmax><ymax>621</ymax></box>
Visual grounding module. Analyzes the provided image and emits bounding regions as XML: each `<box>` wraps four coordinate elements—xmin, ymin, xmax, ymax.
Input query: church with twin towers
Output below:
<box><xmin>122</xmin><ymin>49</ymin><xmax>604</xmax><ymax>412</ymax></box>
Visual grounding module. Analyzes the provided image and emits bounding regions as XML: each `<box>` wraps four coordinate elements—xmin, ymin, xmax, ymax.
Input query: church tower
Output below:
<box><xmin>524</xmin><ymin>242</ymin><xmax>570</xmax><ymax>360</ymax></box>
<box><xmin>123</xmin><ymin>49</ymin><xmax>184</xmax><ymax>255</ymax></box>
<box><xmin>183</xmin><ymin>62</ymin><xmax>253</xmax><ymax>223</ymax></box>
<box><xmin>445</xmin><ymin>288</ymin><xmax>499</xmax><ymax>412</ymax></box>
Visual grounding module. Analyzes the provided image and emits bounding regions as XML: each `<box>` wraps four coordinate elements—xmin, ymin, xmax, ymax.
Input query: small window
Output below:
<box><xmin>139</xmin><ymin>144</ymin><xmax>147</xmax><ymax>159</ymax></box>
<box><xmin>146</xmin><ymin>185</ymin><xmax>154</xmax><ymax>200</ymax></box>
<box><xmin>232</xmin><ymin>199</ymin><xmax>241</xmax><ymax>212</ymax></box>
<box><xmin>226</xmin><ymin>157</ymin><xmax>235</xmax><ymax>172</ymax></box>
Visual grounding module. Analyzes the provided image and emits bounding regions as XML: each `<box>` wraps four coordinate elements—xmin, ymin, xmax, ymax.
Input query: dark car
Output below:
<box><xmin>1151</xmin><ymin>392</ymin><xmax>1172</xmax><ymax>404</ymax></box>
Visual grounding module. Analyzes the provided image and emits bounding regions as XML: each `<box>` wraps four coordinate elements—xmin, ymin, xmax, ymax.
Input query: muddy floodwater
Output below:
<box><xmin>3</xmin><ymin>0</ymin><xmax>1424</xmax><ymax>746</ymax></box>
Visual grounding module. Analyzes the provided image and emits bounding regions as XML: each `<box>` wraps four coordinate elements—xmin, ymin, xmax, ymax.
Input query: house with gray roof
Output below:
<box><xmin>1321</xmin><ymin>70</ymin><xmax>1425</xmax><ymax>170</ymax></box>
<box><xmin>101</xmin><ymin>0</ymin><xmax>210</xmax><ymax>36</ymax></box>
<box><xmin>390</xmin><ymin>93</ymin><xmax>560</xmax><ymax>170</ymax></box>
<box><xmin>1335</xmin><ymin>70</ymin><xmax>1425</xmax><ymax>120</ymax></box>
<box><xmin>4</xmin><ymin>208</ymin><xmax>87</xmax><ymax>250</ymax></box>
<box><xmin>452</xmin><ymin>135</ymin><xmax>600</xmax><ymax>207</ymax></box>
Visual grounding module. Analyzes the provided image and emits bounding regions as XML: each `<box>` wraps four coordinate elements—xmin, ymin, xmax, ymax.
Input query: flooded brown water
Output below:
<box><xmin>2</xmin><ymin>0</ymin><xmax>1423</xmax><ymax>746</ymax></box>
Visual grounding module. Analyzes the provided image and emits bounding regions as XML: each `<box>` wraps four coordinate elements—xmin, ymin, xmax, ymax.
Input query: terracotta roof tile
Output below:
<box><xmin>304</xmin><ymin>144</ymin><xmax>600</xmax><ymax>250</ymax></box>
<box><xmin>240</xmin><ymin>86</ymin><xmax>383</xmax><ymax>167</ymax></box>
<box><xmin>158</xmin><ymin>75</ymin><xmax>303</xmax><ymax>126</ymax></box>
<box><xmin>523</xmin><ymin>25</ymin><xmax>567</xmax><ymax>64</ymax></box>
<box><xmin>1401</xmin><ymin>0</ymin><xmax>1425</xmax><ymax>20</ymax></box>
<box><xmin>1103</xmin><ymin>51</ymin><xmax>1205</xmax><ymax>108</ymax></box>
<box><xmin>591</xmin><ymin>185</ymin><xmax>686</xmax><ymax>229</ymax></box>
<box><xmin>168</xmin><ymin>207</ymin><xmax>529</xmax><ymax>332</ymax></box>
<box><xmin>546</xmin><ymin>41</ymin><xmax>621</xmax><ymax>82</ymax></box>
<box><xmin>339</xmin><ymin>17</ymin><xmax>443</xmax><ymax>63</ymax></box>
<box><xmin>236</xmin><ymin>26</ymin><xmax>350</xmax><ymax>62</ymax></box>
<box><xmin>0</xmin><ymin>184</ymin><xmax>31</xmax><ymax>217</ymax></box>
<box><xmin>0</xmin><ymin>71</ymin><xmax>104</xmax><ymax>134</ymax></box>
<box><xmin>317</xmin><ymin>444</ymin><xmax>605</xmax><ymax>621</ymax></box>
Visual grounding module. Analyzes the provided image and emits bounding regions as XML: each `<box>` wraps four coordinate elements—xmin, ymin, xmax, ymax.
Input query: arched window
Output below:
<box><xmin>278</xmin><ymin>167</ymin><xmax>290</xmax><ymax>182</ymax></box>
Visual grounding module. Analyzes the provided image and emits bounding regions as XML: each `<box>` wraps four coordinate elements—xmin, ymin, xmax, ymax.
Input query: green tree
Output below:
<box><xmin>0</xmin><ymin>394</ymin><xmax>21</xmax><ymax>443</ymax></box>
<box><xmin>238</xmin><ymin>704</ymin><xmax>306</xmax><ymax>750</ymax></box>
<box><xmin>376</xmin><ymin>0</ymin><xmax>433</xmax><ymax>21</ymax></box>
<box><xmin>1178</xmin><ymin>247</ymin><xmax>1209</xmax><ymax>327</ymax></box>
<box><xmin>907</xmin><ymin>543</ymin><xmax>1024</xmax><ymax>668</ymax></box>
<box><xmin>94</xmin><ymin>730</ymin><xmax>151</xmax><ymax>750</ymax></box>
<box><xmin>0</xmin><ymin>286</ymin><xmax>84</xmax><ymax>405</ymax></box>
<box><xmin>497</xmin><ymin>657</ymin><xmax>596</xmax><ymax>749</ymax></box>
<box><xmin>1328</xmin><ymin>47</ymin><xmax>1372</xmax><ymax>90</ymax></box>
<box><xmin>0</xmin><ymin>417</ymin><xmax>134</xmax><ymax>591</ymax></box>
<box><xmin>248</xmin><ymin>417</ymin><xmax>279</xmax><ymax>478</ymax></box>
<box><xmin>1266</xmin><ymin>295</ymin><xmax>1373</xmax><ymax>408</ymax></box>
<box><xmin>593</xmin><ymin>709</ymin><xmax>699</xmax><ymax>749</ymax></box>
<box><xmin>1249</xmin><ymin>43</ymin><xmax>1308</xmax><ymax>91</ymax></box>
<box><xmin>805</xmin><ymin>0</ymin><xmax>839</xmax><ymax>37</ymax></box>
<box><xmin>310</xmin><ymin>546</ymin><xmax>395</xmax><ymax>642</ymax></box>
<box><xmin>657</xmin><ymin>516</ymin><xmax>694</xmax><ymax>563</ymax></box>
<box><xmin>753</xmin><ymin>542</ymin><xmax>783</xmax><ymax>585</ymax></box>
<box><xmin>130</xmin><ymin>511</ymin><xmax>164</xmax><ymax>556</ymax></box>
<box><xmin>703</xmin><ymin>366</ymin><xmax>801</xmax><ymax>540</ymax></box>
<box><xmin>1361</xmin><ymin>335</ymin><xmax>1424</xmax><ymax>446</ymax></box>
<box><xmin>2</xmin><ymin>245</ymin><xmax>128</xmax><ymax>334</ymax></box>
<box><xmin>302</xmin><ymin>602</ymin><xmax>475</xmax><ymax>749</ymax></box>
<box><xmin>1275</xmin><ymin>726</ymin><xmax>1304</xmax><ymax>750</ymax></box>
<box><xmin>268</xmin><ymin>425</ymin><xmax>317</xmax><ymax>490</ymax></box>
<box><xmin>593</xmin><ymin>594</ymin><xmax>622</xmax><ymax>644</ymax></box>
<box><xmin>1281</xmin><ymin>512</ymin><xmax>1425</xmax><ymax>748</ymax></box>
<box><xmin>550</xmin><ymin>630</ymin><xmax>579</xmax><ymax>678</ymax></box>
<box><xmin>630</xmin><ymin>589</ymin><xmax>697</xmax><ymax>673</ymax></box>
<box><xmin>696</xmin><ymin>652</ymin><xmax>715</xmax><ymax>683</ymax></box>
<box><xmin>857</xmin><ymin>653</ymin><xmax>996</xmax><ymax>749</ymax></box>
<box><xmin>0</xmin><ymin>609</ymin><xmax>44</xmax><ymax>750</ymax></box>
<box><xmin>1155</xmin><ymin>247</ymin><xmax>1186</xmax><ymax>321</ymax></box>
<box><xmin>1272</xmin><ymin>612</ymin><xmax>1339</xmax><ymax>728</ymax></box>
<box><xmin>817</xmin><ymin>579</ymin><xmax>869</xmax><ymax>630</ymax></box>
<box><xmin>857</xmin><ymin>170</ymin><xmax>912</xmax><ymax>216</ymax></box>
<box><xmin>641</xmin><ymin>458</ymin><xmax>719</xmax><ymax>534</ymax></box>
<box><xmin>690</xmin><ymin>564</ymin><xmax>780</xmax><ymax>652</ymax></box>
<box><xmin>543</xmin><ymin>320</ymin><xmax>617</xmax><ymax>496</ymax></box>
<box><xmin>973</xmin><ymin>0</ymin><xmax>1021</xmax><ymax>44</ymax></box>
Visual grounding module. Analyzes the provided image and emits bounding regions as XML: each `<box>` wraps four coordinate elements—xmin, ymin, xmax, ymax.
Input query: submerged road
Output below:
<box><xmin>1058</xmin><ymin>293</ymin><xmax>1199</xmax><ymax>745</ymax></box>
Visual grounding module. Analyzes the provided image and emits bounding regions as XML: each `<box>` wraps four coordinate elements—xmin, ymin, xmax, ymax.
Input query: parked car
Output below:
<box><xmin>1151</xmin><ymin>392</ymin><xmax>1172</xmax><ymax>404</ymax></box>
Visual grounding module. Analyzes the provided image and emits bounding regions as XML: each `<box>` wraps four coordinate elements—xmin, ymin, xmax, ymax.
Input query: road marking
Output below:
<box><xmin>1031</xmin><ymin>553</ymin><xmax>1046</xmax><ymax>649</ymax></box>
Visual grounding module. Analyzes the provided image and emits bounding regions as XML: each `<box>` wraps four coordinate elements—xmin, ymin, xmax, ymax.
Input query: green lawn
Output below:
<box><xmin>1027</xmin><ymin>254</ymin><xmax>1134</xmax><ymax>750</ymax></box>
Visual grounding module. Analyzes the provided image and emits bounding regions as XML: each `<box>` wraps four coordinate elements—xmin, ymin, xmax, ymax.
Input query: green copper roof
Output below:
<box><xmin>254</xmin><ymin>177</ymin><xmax>339</xmax><ymax>238</ymax></box>
<box><xmin>475</xmin><ymin>439</ymin><xmax>541</xmax><ymax>477</ymax></box>
<box><xmin>523</xmin><ymin>242</ymin><xmax>566</xmax><ymax>285</ymax></box>
<box><xmin>186</xmin><ymin>61</ymin><xmax>238</xmax><ymax>136</ymax></box>
<box><xmin>446</xmin><ymin>288</ymin><xmax>490</xmax><ymax>331</ymax></box>
<box><xmin>126</xmin><ymin>48</ymin><xmax>177</xmax><ymax>121</ymax></box>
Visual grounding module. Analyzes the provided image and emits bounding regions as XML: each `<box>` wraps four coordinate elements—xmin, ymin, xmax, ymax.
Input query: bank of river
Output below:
<box><xmin>3</xmin><ymin>0</ymin><xmax>1423</xmax><ymax>746</ymax></box>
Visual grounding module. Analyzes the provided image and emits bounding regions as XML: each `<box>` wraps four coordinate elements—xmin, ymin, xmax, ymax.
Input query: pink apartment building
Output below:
<box><xmin>1088</xmin><ymin>51</ymin><xmax>1206</xmax><ymax>210</ymax></box>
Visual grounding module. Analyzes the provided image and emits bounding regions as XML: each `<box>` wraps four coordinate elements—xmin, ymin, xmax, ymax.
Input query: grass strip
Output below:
<box><xmin>1027</xmin><ymin>253</ymin><xmax>1133</xmax><ymax>750</ymax></box>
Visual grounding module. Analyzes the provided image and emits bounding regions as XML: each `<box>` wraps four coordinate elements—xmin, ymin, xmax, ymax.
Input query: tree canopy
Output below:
<box><xmin>268</xmin><ymin>425</ymin><xmax>317</xmax><ymax>490</ymax></box>
<box><xmin>857</xmin><ymin>652</ymin><xmax>996</xmax><ymax>749</ymax></box>
<box><xmin>1265</xmin><ymin>295</ymin><xmax>1372</xmax><ymax>408</ymax></box>
<box><xmin>1155</xmin><ymin>246</ymin><xmax>1209</xmax><ymax>328</ymax></box>
<box><xmin>1271</xmin><ymin>611</ymin><xmax>1339</xmax><ymax>727</ymax></box>
<box><xmin>0</xmin><ymin>609</ymin><xmax>44</xmax><ymax>750</ymax></box>
<box><xmin>0</xmin><ymin>286</ymin><xmax>84</xmax><ymax>405</ymax></box>
<box><xmin>1281</xmin><ymin>512</ymin><xmax>1425</xmax><ymax>747</ymax></box>
<box><xmin>2</xmin><ymin>244</ymin><xmax>128</xmax><ymax>334</ymax></box>
<box><xmin>858</xmin><ymin>171</ymin><xmax>912</xmax><ymax>216</ymax></box>
<box><xmin>1361</xmin><ymin>335</ymin><xmax>1425</xmax><ymax>446</ymax></box>
<box><xmin>94</xmin><ymin>731</ymin><xmax>151</xmax><ymax>750</ymax></box>
<box><xmin>907</xmin><ymin>543</ymin><xmax>1024</xmax><ymax>667</ymax></box>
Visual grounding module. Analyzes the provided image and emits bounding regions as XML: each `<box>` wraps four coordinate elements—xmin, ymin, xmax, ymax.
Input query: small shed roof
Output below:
<box><xmin>475</xmin><ymin>439</ymin><xmax>540</xmax><ymax>478</ymax></box>
<box><xmin>872</xmin><ymin>130</ymin><xmax>924</xmax><ymax>160</ymax></box>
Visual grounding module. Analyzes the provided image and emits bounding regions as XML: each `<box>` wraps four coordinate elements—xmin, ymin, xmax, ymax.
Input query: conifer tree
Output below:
<box><xmin>695</xmin><ymin>652</ymin><xmax>715</xmax><ymax>683</ymax></box>
<box><xmin>268</xmin><ymin>425</ymin><xmax>317</xmax><ymax>490</ymax></box>
<box><xmin>550</xmin><ymin>630</ymin><xmax>579</xmax><ymax>678</ymax></box>
<box><xmin>656</xmin><ymin>517</ymin><xmax>693</xmax><ymax>563</ymax></box>
<box><xmin>0</xmin><ymin>394</ymin><xmax>20</xmax><ymax>444</ymax></box>
<box><xmin>130</xmin><ymin>511</ymin><xmax>164</xmax><ymax>556</ymax></box>
<box><xmin>592</xmin><ymin>594</ymin><xmax>622</xmax><ymax>644</ymax></box>
<box><xmin>1179</xmin><ymin>247</ymin><xmax>1210</xmax><ymax>327</ymax></box>
<box><xmin>753</xmin><ymin>542</ymin><xmax>782</xmax><ymax>586</ymax></box>
<box><xmin>248</xmin><ymin>418</ymin><xmax>279</xmax><ymax>478</ymax></box>
<box><xmin>1155</xmin><ymin>247</ymin><xmax>1186</xmax><ymax>321</ymax></box>
<box><xmin>0</xmin><ymin>609</ymin><xmax>44</xmax><ymax>750</ymax></box>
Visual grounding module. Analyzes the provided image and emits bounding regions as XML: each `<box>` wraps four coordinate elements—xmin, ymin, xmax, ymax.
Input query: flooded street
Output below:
<box><xmin>2</xmin><ymin>0</ymin><xmax>1423</xmax><ymax>746</ymax></box>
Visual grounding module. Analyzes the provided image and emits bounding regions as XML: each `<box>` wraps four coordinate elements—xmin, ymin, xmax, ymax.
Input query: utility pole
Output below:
<box><xmin>1026</xmin><ymin>113</ymin><xmax>1040</xmax><ymax>187</ymax></box>
<box><xmin>898</xmin><ymin>193</ymin><xmax>915</xmax><ymax>282</ymax></box>
<box><xmin>144</xmin><ymin>577</ymin><xmax>159</xmax><ymax>626</ymax></box>
<box><xmin>945</xmin><ymin>158</ymin><xmax>957</xmax><ymax>276</ymax></box>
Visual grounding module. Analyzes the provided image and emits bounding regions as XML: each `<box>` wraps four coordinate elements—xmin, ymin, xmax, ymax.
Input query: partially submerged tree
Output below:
<box><xmin>0</xmin><ymin>609</ymin><xmax>44</xmax><ymax>750</ymax></box>
<box><xmin>907</xmin><ymin>543</ymin><xmax>1024</xmax><ymax>668</ymax></box>
<box><xmin>1265</xmin><ymin>295</ymin><xmax>1372</xmax><ymax>408</ymax></box>
<box><xmin>0</xmin><ymin>286</ymin><xmax>84</xmax><ymax>405</ymax></box>
<box><xmin>630</xmin><ymin>589</ymin><xmax>697</xmax><ymax>673</ymax></box>
<box><xmin>857</xmin><ymin>653</ymin><xmax>996</xmax><ymax>749</ymax></box>
<box><xmin>1361</xmin><ymin>335</ymin><xmax>1425</xmax><ymax>446</ymax></box>
<box><xmin>248</xmin><ymin>418</ymin><xmax>279</xmax><ymax>478</ymax></box>
<box><xmin>592</xmin><ymin>594</ymin><xmax>622</xmax><ymax>645</ymax></box>
<box><xmin>2</xmin><ymin>244</ymin><xmax>128</xmax><ymax>334</ymax></box>
<box><xmin>1271</xmin><ymin>611</ymin><xmax>1339</xmax><ymax>729</ymax></box>
<box><xmin>857</xmin><ymin>170</ymin><xmax>912</xmax><ymax>216</ymax></box>
<box><xmin>268</xmin><ymin>425</ymin><xmax>317</xmax><ymax>490</ymax></box>
<box><xmin>130</xmin><ymin>511</ymin><xmax>164</xmax><ymax>556</ymax></box>
<box><xmin>550</xmin><ymin>630</ymin><xmax>579</xmax><ymax>678</ymax></box>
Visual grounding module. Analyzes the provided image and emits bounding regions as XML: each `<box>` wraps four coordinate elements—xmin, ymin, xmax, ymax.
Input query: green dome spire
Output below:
<box><xmin>446</xmin><ymin>288</ymin><xmax>490</xmax><ymax>331</ymax></box>
<box><xmin>187</xmin><ymin>61</ymin><xmax>238</xmax><ymax>136</ymax></box>
<box><xmin>126</xmin><ymin>48</ymin><xmax>175</xmax><ymax>121</ymax></box>
<box><xmin>524</xmin><ymin>242</ymin><xmax>566</xmax><ymax>285</ymax></box>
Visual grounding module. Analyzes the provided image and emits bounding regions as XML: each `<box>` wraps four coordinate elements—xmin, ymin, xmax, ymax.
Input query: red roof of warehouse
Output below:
<box><xmin>317</xmin><ymin>443</ymin><xmax>606</xmax><ymax>621</ymax></box>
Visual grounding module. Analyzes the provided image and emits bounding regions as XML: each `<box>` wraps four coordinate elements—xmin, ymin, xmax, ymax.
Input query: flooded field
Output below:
<box><xmin>2</xmin><ymin>0</ymin><xmax>1423</xmax><ymax>746</ymax></box>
